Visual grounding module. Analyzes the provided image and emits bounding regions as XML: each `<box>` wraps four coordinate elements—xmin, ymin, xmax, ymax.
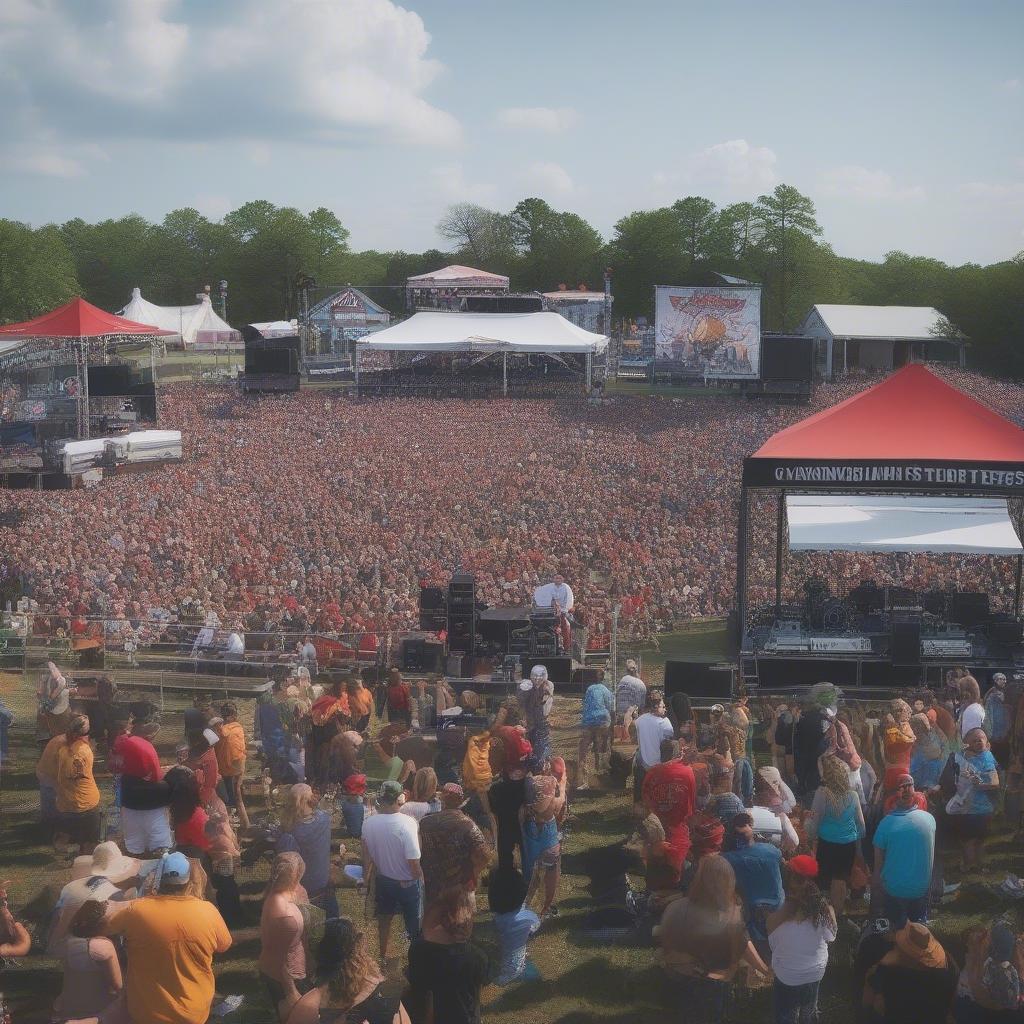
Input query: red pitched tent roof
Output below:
<box><xmin>751</xmin><ymin>364</ymin><xmax>1024</xmax><ymax>463</ymax></box>
<box><xmin>0</xmin><ymin>297</ymin><xmax>175</xmax><ymax>339</ymax></box>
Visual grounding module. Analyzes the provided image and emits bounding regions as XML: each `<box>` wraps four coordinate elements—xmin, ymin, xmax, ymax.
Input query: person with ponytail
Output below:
<box><xmin>285</xmin><ymin>917</ymin><xmax>409</xmax><ymax>1023</ymax></box>
<box><xmin>259</xmin><ymin>852</ymin><xmax>309</xmax><ymax>1020</ymax></box>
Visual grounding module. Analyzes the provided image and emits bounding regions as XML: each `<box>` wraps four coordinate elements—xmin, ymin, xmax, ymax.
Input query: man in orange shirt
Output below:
<box><xmin>105</xmin><ymin>852</ymin><xmax>232</xmax><ymax>1024</ymax></box>
<box><xmin>215</xmin><ymin>703</ymin><xmax>249</xmax><ymax>829</ymax></box>
<box><xmin>36</xmin><ymin>731</ymin><xmax>67</xmax><ymax>833</ymax></box>
<box><xmin>55</xmin><ymin>714</ymin><xmax>101</xmax><ymax>854</ymax></box>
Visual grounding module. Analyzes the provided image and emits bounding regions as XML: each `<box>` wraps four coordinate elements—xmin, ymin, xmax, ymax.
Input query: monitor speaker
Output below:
<box><xmin>522</xmin><ymin>656</ymin><xmax>572</xmax><ymax>685</ymax></box>
<box><xmin>663</xmin><ymin>660</ymin><xmax>734</xmax><ymax>700</ymax></box>
<box><xmin>891</xmin><ymin>617</ymin><xmax>921</xmax><ymax>666</ymax></box>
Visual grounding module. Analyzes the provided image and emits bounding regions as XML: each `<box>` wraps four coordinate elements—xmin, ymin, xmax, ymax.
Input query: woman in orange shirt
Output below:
<box><xmin>882</xmin><ymin>699</ymin><xmax>916</xmax><ymax>794</ymax></box>
<box><xmin>56</xmin><ymin>714</ymin><xmax>101</xmax><ymax>854</ymax></box>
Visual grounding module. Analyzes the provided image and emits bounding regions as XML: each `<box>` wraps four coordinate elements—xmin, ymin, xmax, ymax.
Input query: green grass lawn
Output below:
<box><xmin>0</xmin><ymin>682</ymin><xmax>1021</xmax><ymax>1024</ymax></box>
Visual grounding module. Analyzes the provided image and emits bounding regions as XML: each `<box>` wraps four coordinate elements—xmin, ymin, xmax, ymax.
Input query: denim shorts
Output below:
<box><xmin>374</xmin><ymin>875</ymin><xmax>422</xmax><ymax>939</ymax></box>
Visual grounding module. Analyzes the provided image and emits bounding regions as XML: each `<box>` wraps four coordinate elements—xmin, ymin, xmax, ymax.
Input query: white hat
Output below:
<box><xmin>203</xmin><ymin>727</ymin><xmax>221</xmax><ymax>746</ymax></box>
<box><xmin>71</xmin><ymin>841</ymin><xmax>140</xmax><ymax>883</ymax></box>
<box><xmin>710</xmin><ymin>703</ymin><xmax>725</xmax><ymax>714</ymax></box>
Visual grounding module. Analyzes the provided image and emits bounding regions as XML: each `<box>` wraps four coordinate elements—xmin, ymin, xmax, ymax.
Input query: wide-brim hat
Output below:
<box><xmin>894</xmin><ymin>923</ymin><xmax>946</xmax><ymax>969</ymax></box>
<box><xmin>71</xmin><ymin>841</ymin><xmax>140</xmax><ymax>883</ymax></box>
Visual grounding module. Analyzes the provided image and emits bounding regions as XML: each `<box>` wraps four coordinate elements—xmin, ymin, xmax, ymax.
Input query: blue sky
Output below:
<box><xmin>1</xmin><ymin>0</ymin><xmax>1021</xmax><ymax>265</ymax></box>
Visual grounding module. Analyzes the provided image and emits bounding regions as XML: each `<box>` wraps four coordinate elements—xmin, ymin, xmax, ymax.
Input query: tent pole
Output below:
<box><xmin>81</xmin><ymin>338</ymin><xmax>91</xmax><ymax>440</ymax></box>
<box><xmin>502</xmin><ymin>351</ymin><xmax>507</xmax><ymax>396</ymax></box>
<box><xmin>586</xmin><ymin>351</ymin><xmax>592</xmax><ymax>393</ymax></box>
<box><xmin>354</xmin><ymin>344</ymin><xmax>360</xmax><ymax>397</ymax></box>
<box><xmin>1016</xmin><ymin>556</ymin><xmax>1022</xmax><ymax>619</ymax></box>
<box><xmin>735</xmin><ymin>486</ymin><xmax>749</xmax><ymax>652</ymax></box>
<box><xmin>775</xmin><ymin>489</ymin><xmax>785</xmax><ymax>618</ymax></box>
<box><xmin>151</xmin><ymin>338</ymin><xmax>160</xmax><ymax>422</ymax></box>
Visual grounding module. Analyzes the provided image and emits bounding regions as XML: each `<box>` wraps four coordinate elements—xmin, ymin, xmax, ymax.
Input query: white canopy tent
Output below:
<box><xmin>119</xmin><ymin>288</ymin><xmax>241</xmax><ymax>349</ymax></box>
<box><xmin>786</xmin><ymin>495</ymin><xmax>1024</xmax><ymax>555</ymax></box>
<box><xmin>355</xmin><ymin>311</ymin><xmax>608</xmax><ymax>393</ymax></box>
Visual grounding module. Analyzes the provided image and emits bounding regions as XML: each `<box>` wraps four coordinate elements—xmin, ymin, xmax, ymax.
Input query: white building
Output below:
<box><xmin>799</xmin><ymin>304</ymin><xmax>966</xmax><ymax>378</ymax></box>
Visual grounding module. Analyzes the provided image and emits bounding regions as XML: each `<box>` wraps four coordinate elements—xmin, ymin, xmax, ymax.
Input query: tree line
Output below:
<box><xmin>1</xmin><ymin>186</ymin><xmax>1022</xmax><ymax>373</ymax></box>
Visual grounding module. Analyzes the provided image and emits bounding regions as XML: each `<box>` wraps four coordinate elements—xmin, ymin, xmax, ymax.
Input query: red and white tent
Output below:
<box><xmin>0</xmin><ymin>297</ymin><xmax>175</xmax><ymax>340</ymax></box>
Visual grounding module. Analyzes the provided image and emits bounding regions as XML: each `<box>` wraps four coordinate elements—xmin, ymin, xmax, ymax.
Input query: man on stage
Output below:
<box><xmin>533</xmin><ymin>573</ymin><xmax>575</xmax><ymax>653</ymax></box>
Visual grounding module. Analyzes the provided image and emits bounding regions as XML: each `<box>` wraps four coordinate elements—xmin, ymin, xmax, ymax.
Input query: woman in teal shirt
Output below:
<box><xmin>806</xmin><ymin>755</ymin><xmax>865</xmax><ymax>916</ymax></box>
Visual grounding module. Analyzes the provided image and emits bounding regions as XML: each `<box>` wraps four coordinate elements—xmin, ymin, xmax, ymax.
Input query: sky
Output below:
<box><xmin>0</xmin><ymin>0</ymin><xmax>1021</xmax><ymax>267</ymax></box>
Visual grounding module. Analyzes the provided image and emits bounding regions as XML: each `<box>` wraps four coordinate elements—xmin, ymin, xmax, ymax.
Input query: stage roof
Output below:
<box><xmin>804</xmin><ymin>304</ymin><xmax>954</xmax><ymax>341</ymax></box>
<box><xmin>753</xmin><ymin>365</ymin><xmax>1024</xmax><ymax>462</ymax></box>
<box><xmin>0</xmin><ymin>297</ymin><xmax>175</xmax><ymax>340</ymax></box>
<box><xmin>786</xmin><ymin>495</ymin><xmax>1024</xmax><ymax>555</ymax></box>
<box><xmin>406</xmin><ymin>265</ymin><xmax>510</xmax><ymax>289</ymax></box>
<box><xmin>356</xmin><ymin>311</ymin><xmax>608</xmax><ymax>354</ymax></box>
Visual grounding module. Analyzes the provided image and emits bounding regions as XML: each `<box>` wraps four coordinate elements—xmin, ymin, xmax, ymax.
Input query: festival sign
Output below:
<box><xmin>654</xmin><ymin>285</ymin><xmax>761</xmax><ymax>378</ymax></box>
<box><xmin>743</xmin><ymin>459</ymin><xmax>1024</xmax><ymax>494</ymax></box>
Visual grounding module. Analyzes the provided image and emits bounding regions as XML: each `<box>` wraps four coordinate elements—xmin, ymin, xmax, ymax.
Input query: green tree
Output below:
<box><xmin>754</xmin><ymin>185</ymin><xmax>822</xmax><ymax>328</ymax></box>
<box><xmin>0</xmin><ymin>220</ymin><xmax>79</xmax><ymax>322</ymax></box>
<box><xmin>436</xmin><ymin>203</ymin><xmax>513</xmax><ymax>269</ymax></box>
<box><xmin>671</xmin><ymin>196</ymin><xmax>719</xmax><ymax>273</ymax></box>
<box><xmin>608</xmin><ymin>208</ymin><xmax>687</xmax><ymax>318</ymax></box>
<box><xmin>508</xmin><ymin>198</ymin><xmax>604</xmax><ymax>291</ymax></box>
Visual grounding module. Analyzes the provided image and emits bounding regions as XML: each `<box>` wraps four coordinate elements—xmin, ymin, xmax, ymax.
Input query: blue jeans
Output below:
<box><xmin>374</xmin><ymin>876</ymin><xmax>422</xmax><ymax>940</ymax></box>
<box><xmin>309</xmin><ymin>885</ymin><xmax>339</xmax><ymax>920</ymax></box>
<box><xmin>774</xmin><ymin>978</ymin><xmax>820</xmax><ymax>1024</ymax></box>
<box><xmin>883</xmin><ymin>891</ymin><xmax>928</xmax><ymax>929</ymax></box>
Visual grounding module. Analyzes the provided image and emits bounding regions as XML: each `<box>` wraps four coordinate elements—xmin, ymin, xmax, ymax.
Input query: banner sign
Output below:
<box><xmin>654</xmin><ymin>285</ymin><xmax>761</xmax><ymax>378</ymax></box>
<box><xmin>744</xmin><ymin>458</ymin><xmax>1024</xmax><ymax>494</ymax></box>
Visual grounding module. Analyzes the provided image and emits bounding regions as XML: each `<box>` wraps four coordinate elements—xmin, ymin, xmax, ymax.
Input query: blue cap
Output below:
<box><xmin>161</xmin><ymin>852</ymin><xmax>191</xmax><ymax>882</ymax></box>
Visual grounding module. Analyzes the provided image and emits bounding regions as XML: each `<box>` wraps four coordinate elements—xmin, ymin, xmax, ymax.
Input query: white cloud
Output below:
<box><xmin>819</xmin><ymin>165</ymin><xmax>926</xmax><ymax>201</ymax></box>
<box><xmin>0</xmin><ymin>0</ymin><xmax>461</xmax><ymax>150</ymax></box>
<box><xmin>0</xmin><ymin>149</ymin><xmax>86</xmax><ymax>178</ymax></box>
<box><xmin>687</xmin><ymin>139</ymin><xmax>778</xmax><ymax>191</ymax></box>
<box><xmin>652</xmin><ymin>139</ymin><xmax>777</xmax><ymax>197</ymax></box>
<box><xmin>497</xmin><ymin>106</ymin><xmax>578</xmax><ymax>134</ymax></box>
<box><xmin>193</xmin><ymin>194</ymin><xmax>234</xmax><ymax>219</ymax></box>
<box><xmin>522</xmin><ymin>161</ymin><xmax>574</xmax><ymax>196</ymax></box>
<box><xmin>959</xmin><ymin>180</ymin><xmax>1024</xmax><ymax>203</ymax></box>
<box><xmin>431</xmin><ymin>163</ymin><xmax>499</xmax><ymax>204</ymax></box>
<box><xmin>1003</xmin><ymin>78</ymin><xmax>1021</xmax><ymax>92</ymax></box>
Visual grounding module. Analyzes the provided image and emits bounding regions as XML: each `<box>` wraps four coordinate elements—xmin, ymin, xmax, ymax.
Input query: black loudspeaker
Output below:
<box><xmin>988</xmin><ymin>615</ymin><xmax>1023</xmax><ymax>646</ymax></box>
<box><xmin>446</xmin><ymin>654</ymin><xmax>464</xmax><ymax>677</ymax></box>
<box><xmin>447</xmin><ymin>574</ymin><xmax>477</xmax><ymax>655</ymax></box>
<box><xmin>522</xmin><ymin>656</ymin><xmax>572</xmax><ymax>685</ymax></box>
<box><xmin>401</xmin><ymin>638</ymin><xmax>425</xmax><ymax>671</ymax></box>
<box><xmin>571</xmin><ymin>667</ymin><xmax>604</xmax><ymax>688</ymax></box>
<box><xmin>663</xmin><ymin>660</ymin><xmax>734</xmax><ymax>700</ymax></box>
<box><xmin>951</xmin><ymin>592</ymin><xmax>990</xmax><ymax>628</ymax></box>
<box><xmin>419</xmin><ymin>587</ymin><xmax>446</xmax><ymax>631</ymax></box>
<box><xmin>891</xmin><ymin>617</ymin><xmax>921</xmax><ymax>666</ymax></box>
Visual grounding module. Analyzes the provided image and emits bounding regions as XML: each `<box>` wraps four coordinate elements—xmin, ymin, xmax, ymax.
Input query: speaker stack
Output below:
<box><xmin>890</xmin><ymin>616</ymin><xmax>921</xmax><ymax>666</ymax></box>
<box><xmin>446</xmin><ymin>573</ymin><xmax>477</xmax><ymax>656</ymax></box>
<box><xmin>419</xmin><ymin>587</ymin><xmax>446</xmax><ymax>632</ymax></box>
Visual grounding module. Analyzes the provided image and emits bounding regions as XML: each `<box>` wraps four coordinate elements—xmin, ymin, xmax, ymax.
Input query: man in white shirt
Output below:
<box><xmin>629</xmin><ymin>690</ymin><xmax>673</xmax><ymax>815</ymax></box>
<box><xmin>361</xmin><ymin>780</ymin><xmax>423</xmax><ymax>961</ymax></box>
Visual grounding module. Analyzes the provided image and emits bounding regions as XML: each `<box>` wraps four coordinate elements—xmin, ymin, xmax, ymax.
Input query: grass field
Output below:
<box><xmin>0</xmin><ymin>657</ymin><xmax>1020</xmax><ymax>1023</ymax></box>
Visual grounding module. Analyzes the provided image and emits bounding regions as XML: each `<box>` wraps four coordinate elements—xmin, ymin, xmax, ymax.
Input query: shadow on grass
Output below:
<box><xmin>485</xmin><ymin>958</ymin><xmax>663</xmax><ymax>1014</ymax></box>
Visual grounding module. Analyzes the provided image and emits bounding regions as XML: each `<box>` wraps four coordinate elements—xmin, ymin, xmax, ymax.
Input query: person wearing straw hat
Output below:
<box><xmin>862</xmin><ymin>922</ymin><xmax>958</xmax><ymax>1023</ymax></box>
<box><xmin>47</xmin><ymin>841</ymin><xmax>141</xmax><ymax>957</ymax></box>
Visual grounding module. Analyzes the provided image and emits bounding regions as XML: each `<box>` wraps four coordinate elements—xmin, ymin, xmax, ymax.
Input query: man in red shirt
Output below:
<box><xmin>641</xmin><ymin>739</ymin><xmax>696</xmax><ymax>869</ymax></box>
<box><xmin>115</xmin><ymin>720</ymin><xmax>172</xmax><ymax>857</ymax></box>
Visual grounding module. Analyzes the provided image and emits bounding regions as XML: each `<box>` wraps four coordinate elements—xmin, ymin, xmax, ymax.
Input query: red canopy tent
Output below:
<box><xmin>737</xmin><ymin>364</ymin><xmax>1024</xmax><ymax>646</ymax></box>
<box><xmin>0</xmin><ymin>298</ymin><xmax>174</xmax><ymax>439</ymax></box>
<box><xmin>0</xmin><ymin>297</ymin><xmax>174</xmax><ymax>340</ymax></box>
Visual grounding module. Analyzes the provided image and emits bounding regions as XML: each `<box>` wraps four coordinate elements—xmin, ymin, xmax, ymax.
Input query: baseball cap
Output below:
<box><xmin>788</xmin><ymin>854</ymin><xmax>819</xmax><ymax>878</ymax></box>
<box><xmin>159</xmin><ymin>852</ymin><xmax>191</xmax><ymax>884</ymax></box>
<box><xmin>710</xmin><ymin>703</ymin><xmax>725</xmax><ymax>714</ymax></box>
<box><xmin>378</xmin><ymin>780</ymin><xmax>404</xmax><ymax>804</ymax></box>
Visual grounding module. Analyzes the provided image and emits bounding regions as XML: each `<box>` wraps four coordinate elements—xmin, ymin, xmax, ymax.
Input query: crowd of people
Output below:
<box><xmin>4</xmin><ymin>655</ymin><xmax>1022</xmax><ymax>1024</ymax></box>
<box><xmin>2</xmin><ymin>366</ymin><xmax>1024</xmax><ymax>648</ymax></box>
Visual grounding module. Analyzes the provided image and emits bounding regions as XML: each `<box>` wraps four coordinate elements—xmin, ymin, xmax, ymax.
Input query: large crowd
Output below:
<box><xmin>3</xmin><ymin>660</ymin><xmax>1022</xmax><ymax>1024</ymax></box>
<box><xmin>2</xmin><ymin>366</ymin><xmax>1024</xmax><ymax>645</ymax></box>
